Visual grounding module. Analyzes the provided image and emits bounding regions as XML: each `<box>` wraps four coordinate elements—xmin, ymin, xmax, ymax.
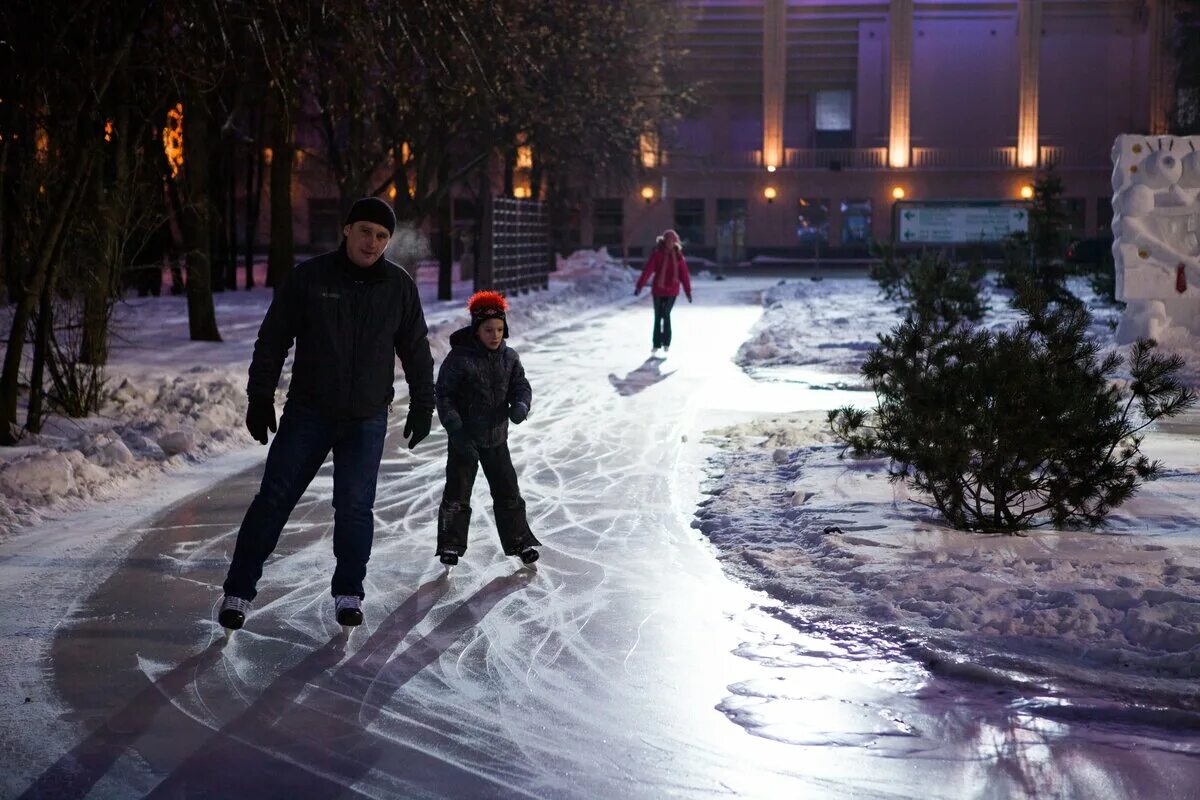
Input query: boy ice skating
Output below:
<box><xmin>217</xmin><ymin>197</ymin><xmax>435</xmax><ymax>631</ymax></box>
<box><xmin>435</xmin><ymin>291</ymin><xmax>540</xmax><ymax>566</ymax></box>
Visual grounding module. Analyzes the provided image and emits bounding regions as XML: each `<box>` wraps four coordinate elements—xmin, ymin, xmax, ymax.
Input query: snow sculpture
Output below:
<box><xmin>1112</xmin><ymin>134</ymin><xmax>1200</xmax><ymax>343</ymax></box>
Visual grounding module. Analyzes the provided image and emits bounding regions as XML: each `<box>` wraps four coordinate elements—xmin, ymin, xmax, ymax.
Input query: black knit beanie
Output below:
<box><xmin>344</xmin><ymin>197</ymin><xmax>396</xmax><ymax>236</ymax></box>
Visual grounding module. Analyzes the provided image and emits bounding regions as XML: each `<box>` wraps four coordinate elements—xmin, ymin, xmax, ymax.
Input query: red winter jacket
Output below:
<box><xmin>636</xmin><ymin>246</ymin><xmax>692</xmax><ymax>298</ymax></box>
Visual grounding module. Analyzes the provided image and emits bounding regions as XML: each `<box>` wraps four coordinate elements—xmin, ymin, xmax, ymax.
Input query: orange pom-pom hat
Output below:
<box><xmin>468</xmin><ymin>290</ymin><xmax>509</xmax><ymax>337</ymax></box>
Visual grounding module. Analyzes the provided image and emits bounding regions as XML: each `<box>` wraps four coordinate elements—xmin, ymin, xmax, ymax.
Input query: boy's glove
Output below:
<box><xmin>404</xmin><ymin>407</ymin><xmax>432</xmax><ymax>449</ymax></box>
<box><xmin>448</xmin><ymin>429</ymin><xmax>479</xmax><ymax>461</ymax></box>
<box><xmin>508</xmin><ymin>403</ymin><xmax>528</xmax><ymax>424</ymax></box>
<box><xmin>246</xmin><ymin>396</ymin><xmax>276</xmax><ymax>445</ymax></box>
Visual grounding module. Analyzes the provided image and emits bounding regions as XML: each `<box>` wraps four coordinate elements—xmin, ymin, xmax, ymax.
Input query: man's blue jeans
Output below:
<box><xmin>223</xmin><ymin>403</ymin><xmax>388</xmax><ymax>601</ymax></box>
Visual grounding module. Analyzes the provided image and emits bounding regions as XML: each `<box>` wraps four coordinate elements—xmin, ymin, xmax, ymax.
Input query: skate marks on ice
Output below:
<box><xmin>146</xmin><ymin>572</ymin><xmax>535</xmax><ymax>799</ymax></box>
<box><xmin>27</xmin><ymin>571</ymin><xmax>536</xmax><ymax>799</ymax></box>
<box><xmin>17</xmin><ymin>641</ymin><xmax>229</xmax><ymax>800</ymax></box>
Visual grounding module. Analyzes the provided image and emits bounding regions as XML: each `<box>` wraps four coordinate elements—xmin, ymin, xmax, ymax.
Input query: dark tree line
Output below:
<box><xmin>0</xmin><ymin>0</ymin><xmax>691</xmax><ymax>443</ymax></box>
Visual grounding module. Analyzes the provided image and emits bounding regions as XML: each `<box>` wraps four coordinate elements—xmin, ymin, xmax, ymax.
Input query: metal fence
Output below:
<box><xmin>476</xmin><ymin>195</ymin><xmax>551</xmax><ymax>295</ymax></box>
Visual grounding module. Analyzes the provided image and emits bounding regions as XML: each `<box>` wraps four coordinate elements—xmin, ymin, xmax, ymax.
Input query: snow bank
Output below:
<box><xmin>695</xmin><ymin>423</ymin><xmax>1200</xmax><ymax>706</ymax></box>
<box><xmin>0</xmin><ymin>367</ymin><xmax>263</xmax><ymax>534</ymax></box>
<box><xmin>734</xmin><ymin>276</ymin><xmax>1137</xmax><ymax>378</ymax></box>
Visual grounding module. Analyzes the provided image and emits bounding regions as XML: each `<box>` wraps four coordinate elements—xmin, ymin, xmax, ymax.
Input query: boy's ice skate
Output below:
<box><xmin>518</xmin><ymin>546</ymin><xmax>540</xmax><ymax>565</ymax></box>
<box><xmin>438</xmin><ymin>549</ymin><xmax>460</xmax><ymax>566</ymax></box>
<box><xmin>335</xmin><ymin>595</ymin><xmax>364</xmax><ymax>627</ymax></box>
<box><xmin>218</xmin><ymin>595</ymin><xmax>251</xmax><ymax>632</ymax></box>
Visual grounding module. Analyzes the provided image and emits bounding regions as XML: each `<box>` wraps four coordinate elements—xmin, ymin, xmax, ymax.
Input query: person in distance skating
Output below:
<box><xmin>634</xmin><ymin>228</ymin><xmax>692</xmax><ymax>359</ymax></box>
<box><xmin>218</xmin><ymin>197</ymin><xmax>436</xmax><ymax>632</ymax></box>
<box><xmin>435</xmin><ymin>291</ymin><xmax>541</xmax><ymax>567</ymax></box>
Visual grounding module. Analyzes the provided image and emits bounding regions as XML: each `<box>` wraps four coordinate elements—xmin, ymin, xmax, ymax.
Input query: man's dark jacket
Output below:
<box><xmin>436</xmin><ymin>327</ymin><xmax>531</xmax><ymax>447</ymax></box>
<box><xmin>248</xmin><ymin>245</ymin><xmax>435</xmax><ymax>418</ymax></box>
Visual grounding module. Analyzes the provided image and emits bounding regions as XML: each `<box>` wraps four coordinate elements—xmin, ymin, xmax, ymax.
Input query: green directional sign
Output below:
<box><xmin>894</xmin><ymin>200</ymin><xmax>1029</xmax><ymax>244</ymax></box>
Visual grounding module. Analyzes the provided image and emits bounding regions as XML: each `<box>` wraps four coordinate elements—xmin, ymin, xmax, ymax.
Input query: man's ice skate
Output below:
<box><xmin>335</xmin><ymin>595</ymin><xmax>364</xmax><ymax>628</ymax></box>
<box><xmin>218</xmin><ymin>595</ymin><xmax>251</xmax><ymax>633</ymax></box>
<box><xmin>438</xmin><ymin>548</ymin><xmax>460</xmax><ymax>566</ymax></box>
<box><xmin>518</xmin><ymin>546</ymin><xmax>539</xmax><ymax>565</ymax></box>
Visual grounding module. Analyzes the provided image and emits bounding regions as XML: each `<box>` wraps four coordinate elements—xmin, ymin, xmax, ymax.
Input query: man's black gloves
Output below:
<box><xmin>508</xmin><ymin>402</ymin><xmax>528</xmax><ymax>424</ymax></box>
<box><xmin>246</xmin><ymin>396</ymin><xmax>277</xmax><ymax>445</ymax></box>
<box><xmin>404</xmin><ymin>407</ymin><xmax>432</xmax><ymax>450</ymax></box>
<box><xmin>448</xmin><ymin>429</ymin><xmax>479</xmax><ymax>461</ymax></box>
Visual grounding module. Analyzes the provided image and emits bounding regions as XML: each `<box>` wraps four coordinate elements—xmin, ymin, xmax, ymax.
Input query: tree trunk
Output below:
<box><xmin>244</xmin><ymin>109</ymin><xmax>265</xmax><ymax>290</ymax></box>
<box><xmin>80</xmin><ymin>97</ymin><xmax>130</xmax><ymax>367</ymax></box>
<box><xmin>437</xmin><ymin>157</ymin><xmax>453</xmax><ymax>301</ymax></box>
<box><xmin>0</xmin><ymin>139</ymin><xmax>9</xmax><ymax>304</ymax></box>
<box><xmin>530</xmin><ymin>151</ymin><xmax>543</xmax><ymax>202</ymax></box>
<box><xmin>209</xmin><ymin>130</ymin><xmax>228</xmax><ymax>294</ymax></box>
<box><xmin>503</xmin><ymin>147</ymin><xmax>515</xmax><ymax>197</ymax></box>
<box><xmin>0</xmin><ymin>147</ymin><xmax>92</xmax><ymax>444</ymax></box>
<box><xmin>183</xmin><ymin>87</ymin><xmax>222</xmax><ymax>342</ymax></box>
<box><xmin>224</xmin><ymin>132</ymin><xmax>238</xmax><ymax>289</ymax></box>
<box><xmin>26</xmin><ymin>277</ymin><xmax>54</xmax><ymax>433</ymax></box>
<box><xmin>267</xmin><ymin>93</ymin><xmax>294</xmax><ymax>289</ymax></box>
<box><xmin>164</xmin><ymin>175</ymin><xmax>186</xmax><ymax>295</ymax></box>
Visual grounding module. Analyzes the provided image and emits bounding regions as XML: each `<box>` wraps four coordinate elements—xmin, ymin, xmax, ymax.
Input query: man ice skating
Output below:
<box><xmin>218</xmin><ymin>197</ymin><xmax>435</xmax><ymax>631</ymax></box>
<box><xmin>434</xmin><ymin>291</ymin><xmax>541</xmax><ymax>566</ymax></box>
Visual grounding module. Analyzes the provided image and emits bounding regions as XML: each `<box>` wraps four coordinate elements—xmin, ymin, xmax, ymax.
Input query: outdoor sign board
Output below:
<box><xmin>893</xmin><ymin>200</ymin><xmax>1029</xmax><ymax>244</ymax></box>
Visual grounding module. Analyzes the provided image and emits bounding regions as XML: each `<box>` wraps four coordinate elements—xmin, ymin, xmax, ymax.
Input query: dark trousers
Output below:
<box><xmin>652</xmin><ymin>295</ymin><xmax>677</xmax><ymax>349</ymax></box>
<box><xmin>437</xmin><ymin>442</ymin><xmax>540</xmax><ymax>556</ymax></box>
<box><xmin>223</xmin><ymin>404</ymin><xmax>388</xmax><ymax>601</ymax></box>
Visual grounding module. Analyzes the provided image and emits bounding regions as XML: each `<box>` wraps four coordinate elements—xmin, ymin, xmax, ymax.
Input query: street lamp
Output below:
<box><xmin>766</xmin><ymin>164</ymin><xmax>777</xmax><ymax>173</ymax></box>
<box><xmin>892</xmin><ymin>186</ymin><xmax>906</xmax><ymax>200</ymax></box>
<box><xmin>1020</xmin><ymin>184</ymin><xmax>1035</xmax><ymax>199</ymax></box>
<box><xmin>764</xmin><ymin>186</ymin><xmax>777</xmax><ymax>203</ymax></box>
<box><xmin>641</xmin><ymin>185</ymin><xmax>655</xmax><ymax>204</ymax></box>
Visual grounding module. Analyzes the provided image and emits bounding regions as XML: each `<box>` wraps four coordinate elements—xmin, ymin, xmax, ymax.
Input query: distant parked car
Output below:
<box><xmin>1065</xmin><ymin>236</ymin><xmax>1114</xmax><ymax>268</ymax></box>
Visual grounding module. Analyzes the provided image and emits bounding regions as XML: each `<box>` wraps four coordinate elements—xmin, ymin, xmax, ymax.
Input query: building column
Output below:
<box><xmin>1016</xmin><ymin>0</ymin><xmax>1042</xmax><ymax>168</ymax></box>
<box><xmin>763</xmin><ymin>0</ymin><xmax>786</xmax><ymax>169</ymax></box>
<box><xmin>1148</xmin><ymin>0</ymin><xmax>1176</xmax><ymax>135</ymax></box>
<box><xmin>888</xmin><ymin>0</ymin><xmax>913</xmax><ymax>168</ymax></box>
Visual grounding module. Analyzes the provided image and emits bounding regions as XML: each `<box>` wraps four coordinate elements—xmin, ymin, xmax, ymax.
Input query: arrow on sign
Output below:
<box><xmin>904</xmin><ymin>211</ymin><xmax>916</xmax><ymax>221</ymax></box>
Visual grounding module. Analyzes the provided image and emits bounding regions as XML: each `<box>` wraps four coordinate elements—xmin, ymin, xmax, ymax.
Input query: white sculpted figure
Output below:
<box><xmin>1111</xmin><ymin>134</ymin><xmax>1200</xmax><ymax>343</ymax></box>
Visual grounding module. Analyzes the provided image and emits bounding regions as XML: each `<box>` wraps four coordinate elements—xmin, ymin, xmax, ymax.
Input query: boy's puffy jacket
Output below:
<box><xmin>436</xmin><ymin>327</ymin><xmax>531</xmax><ymax>447</ymax></box>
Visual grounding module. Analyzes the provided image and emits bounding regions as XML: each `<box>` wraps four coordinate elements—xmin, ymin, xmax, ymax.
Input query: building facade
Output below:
<box><xmin>586</xmin><ymin>0</ymin><xmax>1174</xmax><ymax>261</ymax></box>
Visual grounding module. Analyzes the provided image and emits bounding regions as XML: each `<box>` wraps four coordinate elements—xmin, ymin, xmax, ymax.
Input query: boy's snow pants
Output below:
<box><xmin>437</xmin><ymin>442</ymin><xmax>539</xmax><ymax>556</ymax></box>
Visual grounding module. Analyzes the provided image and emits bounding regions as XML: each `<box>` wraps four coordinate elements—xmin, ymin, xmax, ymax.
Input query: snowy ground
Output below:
<box><xmin>699</xmin><ymin>274</ymin><xmax>1200</xmax><ymax>714</ymax></box>
<box><xmin>3</xmin><ymin>270</ymin><xmax>1200</xmax><ymax>798</ymax></box>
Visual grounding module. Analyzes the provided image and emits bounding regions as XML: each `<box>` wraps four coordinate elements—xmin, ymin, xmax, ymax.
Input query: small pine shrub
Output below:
<box><xmin>999</xmin><ymin>232</ymin><xmax>1079</xmax><ymax>308</ymax></box>
<box><xmin>869</xmin><ymin>245</ymin><xmax>987</xmax><ymax>325</ymax></box>
<box><xmin>829</xmin><ymin>300</ymin><xmax>1195</xmax><ymax>533</ymax></box>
